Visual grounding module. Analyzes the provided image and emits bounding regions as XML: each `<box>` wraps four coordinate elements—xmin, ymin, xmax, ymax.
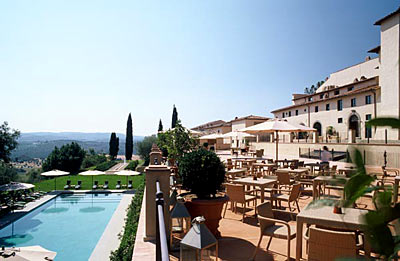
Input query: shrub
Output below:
<box><xmin>137</xmin><ymin>135</ymin><xmax>158</xmax><ymax>166</ymax></box>
<box><xmin>81</xmin><ymin>150</ymin><xmax>107</xmax><ymax>169</ymax></box>
<box><xmin>125</xmin><ymin>160</ymin><xmax>139</xmax><ymax>171</ymax></box>
<box><xmin>110</xmin><ymin>179</ymin><xmax>145</xmax><ymax>261</ymax></box>
<box><xmin>42</xmin><ymin>142</ymin><xmax>86</xmax><ymax>174</ymax></box>
<box><xmin>95</xmin><ymin>160</ymin><xmax>117</xmax><ymax>171</ymax></box>
<box><xmin>179</xmin><ymin>149</ymin><xmax>225</xmax><ymax>199</ymax></box>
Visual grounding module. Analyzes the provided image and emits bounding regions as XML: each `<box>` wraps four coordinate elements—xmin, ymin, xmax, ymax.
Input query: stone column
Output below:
<box><xmin>144</xmin><ymin>145</ymin><xmax>171</xmax><ymax>241</ymax></box>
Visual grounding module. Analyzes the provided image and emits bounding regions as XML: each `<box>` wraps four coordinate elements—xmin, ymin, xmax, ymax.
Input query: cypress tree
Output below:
<box><xmin>171</xmin><ymin>105</ymin><xmax>178</xmax><ymax>128</ymax></box>
<box><xmin>125</xmin><ymin>113</ymin><xmax>133</xmax><ymax>160</ymax></box>
<box><xmin>158</xmin><ymin>119</ymin><xmax>163</xmax><ymax>132</ymax></box>
<box><xmin>109</xmin><ymin>132</ymin><xmax>118</xmax><ymax>159</ymax></box>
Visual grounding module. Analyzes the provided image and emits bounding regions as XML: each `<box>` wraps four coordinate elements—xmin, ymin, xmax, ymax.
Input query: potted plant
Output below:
<box><xmin>179</xmin><ymin>148</ymin><xmax>227</xmax><ymax>237</ymax></box>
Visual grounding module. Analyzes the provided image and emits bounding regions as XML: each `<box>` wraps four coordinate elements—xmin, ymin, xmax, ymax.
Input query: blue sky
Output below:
<box><xmin>1</xmin><ymin>1</ymin><xmax>398</xmax><ymax>136</ymax></box>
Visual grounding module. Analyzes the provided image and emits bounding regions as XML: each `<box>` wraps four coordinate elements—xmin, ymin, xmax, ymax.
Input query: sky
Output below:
<box><xmin>1</xmin><ymin>1</ymin><xmax>399</xmax><ymax>136</ymax></box>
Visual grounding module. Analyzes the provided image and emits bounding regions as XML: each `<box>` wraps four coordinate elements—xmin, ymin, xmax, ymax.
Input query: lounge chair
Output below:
<box><xmin>103</xmin><ymin>181</ymin><xmax>109</xmax><ymax>189</ymax></box>
<box><xmin>64</xmin><ymin>180</ymin><xmax>71</xmax><ymax>190</ymax></box>
<box><xmin>75</xmin><ymin>180</ymin><xmax>82</xmax><ymax>190</ymax></box>
<box><xmin>128</xmin><ymin>180</ymin><xmax>133</xmax><ymax>189</ymax></box>
<box><xmin>116</xmin><ymin>180</ymin><xmax>121</xmax><ymax>189</ymax></box>
<box><xmin>93</xmin><ymin>181</ymin><xmax>98</xmax><ymax>190</ymax></box>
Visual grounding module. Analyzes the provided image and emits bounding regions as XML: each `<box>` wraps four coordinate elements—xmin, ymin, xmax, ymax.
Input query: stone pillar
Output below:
<box><xmin>313</xmin><ymin>133</ymin><xmax>318</xmax><ymax>143</ymax></box>
<box><xmin>349</xmin><ymin>129</ymin><xmax>356</xmax><ymax>144</ymax></box>
<box><xmin>144</xmin><ymin>146</ymin><xmax>171</xmax><ymax>241</ymax></box>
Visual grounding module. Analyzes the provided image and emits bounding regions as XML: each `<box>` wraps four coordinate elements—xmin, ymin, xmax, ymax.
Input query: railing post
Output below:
<box><xmin>385</xmin><ymin>129</ymin><xmax>388</xmax><ymax>144</ymax></box>
<box><xmin>155</xmin><ymin>181</ymin><xmax>169</xmax><ymax>261</ymax></box>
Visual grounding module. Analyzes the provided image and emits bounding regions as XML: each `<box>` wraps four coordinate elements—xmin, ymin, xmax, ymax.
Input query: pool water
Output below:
<box><xmin>0</xmin><ymin>193</ymin><xmax>123</xmax><ymax>261</ymax></box>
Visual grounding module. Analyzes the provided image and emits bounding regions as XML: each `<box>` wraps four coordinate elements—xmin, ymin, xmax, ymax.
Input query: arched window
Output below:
<box><xmin>313</xmin><ymin>122</ymin><xmax>322</xmax><ymax>136</ymax></box>
<box><xmin>349</xmin><ymin>115</ymin><xmax>360</xmax><ymax>137</ymax></box>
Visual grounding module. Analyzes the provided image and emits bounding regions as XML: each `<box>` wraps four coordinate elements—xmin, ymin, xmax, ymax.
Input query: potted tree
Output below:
<box><xmin>179</xmin><ymin>148</ymin><xmax>228</xmax><ymax>237</ymax></box>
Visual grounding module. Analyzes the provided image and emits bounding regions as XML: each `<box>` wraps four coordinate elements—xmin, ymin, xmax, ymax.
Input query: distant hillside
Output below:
<box><xmin>12</xmin><ymin>132</ymin><xmax>144</xmax><ymax>161</ymax></box>
<box><xmin>19</xmin><ymin>132</ymin><xmax>144</xmax><ymax>142</ymax></box>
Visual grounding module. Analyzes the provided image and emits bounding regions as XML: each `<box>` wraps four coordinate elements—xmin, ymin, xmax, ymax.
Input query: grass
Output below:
<box><xmin>34</xmin><ymin>174</ymin><xmax>145</xmax><ymax>192</ymax></box>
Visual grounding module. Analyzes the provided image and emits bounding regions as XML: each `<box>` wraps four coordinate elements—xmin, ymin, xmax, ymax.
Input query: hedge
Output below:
<box><xmin>95</xmin><ymin>160</ymin><xmax>117</xmax><ymax>171</ymax></box>
<box><xmin>125</xmin><ymin>160</ymin><xmax>139</xmax><ymax>171</ymax></box>
<box><xmin>110</xmin><ymin>179</ymin><xmax>145</xmax><ymax>261</ymax></box>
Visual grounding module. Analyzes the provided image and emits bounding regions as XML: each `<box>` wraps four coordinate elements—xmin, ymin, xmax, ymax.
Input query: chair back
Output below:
<box><xmin>256</xmin><ymin>149</ymin><xmax>263</xmax><ymax>158</ymax></box>
<box><xmin>225</xmin><ymin>184</ymin><xmax>245</xmax><ymax>204</ymax></box>
<box><xmin>129</xmin><ymin>180</ymin><xmax>133</xmax><ymax>185</ymax></box>
<box><xmin>94</xmin><ymin>181</ymin><xmax>98</xmax><ymax>185</ymax></box>
<box><xmin>308</xmin><ymin>227</ymin><xmax>358</xmax><ymax>261</ymax></box>
<box><xmin>227</xmin><ymin>158</ymin><xmax>232</xmax><ymax>164</ymax></box>
<box><xmin>277</xmin><ymin>171</ymin><xmax>291</xmax><ymax>186</ymax></box>
<box><xmin>105</xmin><ymin>181</ymin><xmax>109</xmax><ymax>185</ymax></box>
<box><xmin>256</xmin><ymin>202</ymin><xmax>275</xmax><ymax>229</ymax></box>
<box><xmin>66</xmin><ymin>180</ymin><xmax>71</xmax><ymax>185</ymax></box>
<box><xmin>117</xmin><ymin>180</ymin><xmax>121</xmax><ymax>185</ymax></box>
<box><xmin>289</xmin><ymin>183</ymin><xmax>301</xmax><ymax>202</ymax></box>
<box><xmin>77</xmin><ymin>180</ymin><xmax>82</xmax><ymax>185</ymax></box>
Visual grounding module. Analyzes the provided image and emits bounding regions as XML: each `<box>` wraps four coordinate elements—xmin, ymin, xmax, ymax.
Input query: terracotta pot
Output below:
<box><xmin>185</xmin><ymin>195</ymin><xmax>229</xmax><ymax>238</ymax></box>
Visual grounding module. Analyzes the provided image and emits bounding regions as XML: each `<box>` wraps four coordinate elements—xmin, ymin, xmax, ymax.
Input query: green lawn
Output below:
<box><xmin>34</xmin><ymin>174</ymin><xmax>145</xmax><ymax>192</ymax></box>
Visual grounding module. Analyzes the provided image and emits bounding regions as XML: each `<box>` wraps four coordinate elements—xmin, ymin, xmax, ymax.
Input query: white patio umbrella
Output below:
<box><xmin>198</xmin><ymin>133</ymin><xmax>224</xmax><ymax>140</ymax></box>
<box><xmin>241</xmin><ymin>119</ymin><xmax>316</xmax><ymax>160</ymax></box>
<box><xmin>0</xmin><ymin>182</ymin><xmax>35</xmax><ymax>192</ymax></box>
<box><xmin>2</xmin><ymin>245</ymin><xmax>56</xmax><ymax>261</ymax></box>
<box><xmin>115</xmin><ymin>170</ymin><xmax>141</xmax><ymax>186</ymax></box>
<box><xmin>79</xmin><ymin>170</ymin><xmax>105</xmax><ymax>187</ymax></box>
<box><xmin>41</xmin><ymin>170</ymin><xmax>69</xmax><ymax>191</ymax></box>
<box><xmin>222</xmin><ymin>131</ymin><xmax>255</xmax><ymax>149</ymax></box>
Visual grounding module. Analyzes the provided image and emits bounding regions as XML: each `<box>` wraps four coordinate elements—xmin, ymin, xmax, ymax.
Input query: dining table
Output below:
<box><xmin>226</xmin><ymin>168</ymin><xmax>247</xmax><ymax>178</ymax></box>
<box><xmin>275</xmin><ymin>168</ymin><xmax>309</xmax><ymax>180</ymax></box>
<box><xmin>296</xmin><ymin>205</ymin><xmax>368</xmax><ymax>261</ymax></box>
<box><xmin>232</xmin><ymin>177</ymin><xmax>277</xmax><ymax>203</ymax></box>
<box><xmin>304</xmin><ymin>162</ymin><xmax>321</xmax><ymax>174</ymax></box>
<box><xmin>312</xmin><ymin>176</ymin><xmax>348</xmax><ymax>200</ymax></box>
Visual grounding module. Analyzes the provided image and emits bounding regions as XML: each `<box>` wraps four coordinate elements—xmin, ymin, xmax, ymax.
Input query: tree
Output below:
<box><xmin>81</xmin><ymin>149</ymin><xmax>107</xmax><ymax>169</ymax></box>
<box><xmin>0</xmin><ymin>122</ymin><xmax>20</xmax><ymax>163</ymax></box>
<box><xmin>0</xmin><ymin>162</ymin><xmax>17</xmax><ymax>185</ymax></box>
<box><xmin>125</xmin><ymin>113</ymin><xmax>133</xmax><ymax>160</ymax></box>
<box><xmin>109</xmin><ymin>132</ymin><xmax>119</xmax><ymax>159</ymax></box>
<box><xmin>137</xmin><ymin>135</ymin><xmax>158</xmax><ymax>165</ymax></box>
<box><xmin>158</xmin><ymin>119</ymin><xmax>163</xmax><ymax>132</ymax></box>
<box><xmin>42</xmin><ymin>142</ymin><xmax>86</xmax><ymax>173</ymax></box>
<box><xmin>171</xmin><ymin>105</ymin><xmax>178</xmax><ymax>128</ymax></box>
<box><xmin>158</xmin><ymin>120</ymin><xmax>197</xmax><ymax>162</ymax></box>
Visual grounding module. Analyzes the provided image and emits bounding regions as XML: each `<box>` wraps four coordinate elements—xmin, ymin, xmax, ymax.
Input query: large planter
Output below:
<box><xmin>184</xmin><ymin>195</ymin><xmax>229</xmax><ymax>238</ymax></box>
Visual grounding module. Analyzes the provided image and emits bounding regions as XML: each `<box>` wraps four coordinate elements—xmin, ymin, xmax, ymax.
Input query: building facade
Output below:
<box><xmin>271</xmin><ymin>8</ymin><xmax>400</xmax><ymax>143</ymax></box>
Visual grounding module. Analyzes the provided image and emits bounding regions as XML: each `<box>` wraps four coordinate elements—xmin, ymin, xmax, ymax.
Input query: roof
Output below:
<box><xmin>229</xmin><ymin>115</ymin><xmax>270</xmax><ymax>123</ymax></box>
<box><xmin>271</xmin><ymin>85</ymin><xmax>380</xmax><ymax>113</ymax></box>
<box><xmin>292</xmin><ymin>76</ymin><xmax>378</xmax><ymax>101</ymax></box>
<box><xmin>368</xmin><ymin>45</ymin><xmax>381</xmax><ymax>54</ymax></box>
<box><xmin>374</xmin><ymin>7</ymin><xmax>400</xmax><ymax>25</ymax></box>
<box><xmin>191</xmin><ymin>120</ymin><xmax>228</xmax><ymax>130</ymax></box>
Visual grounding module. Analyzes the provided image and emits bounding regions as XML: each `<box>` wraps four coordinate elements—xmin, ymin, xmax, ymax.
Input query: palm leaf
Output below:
<box><xmin>366</xmin><ymin>117</ymin><xmax>400</xmax><ymax>128</ymax></box>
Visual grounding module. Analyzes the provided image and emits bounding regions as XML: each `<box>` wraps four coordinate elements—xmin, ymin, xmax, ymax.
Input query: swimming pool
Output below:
<box><xmin>0</xmin><ymin>193</ymin><xmax>123</xmax><ymax>261</ymax></box>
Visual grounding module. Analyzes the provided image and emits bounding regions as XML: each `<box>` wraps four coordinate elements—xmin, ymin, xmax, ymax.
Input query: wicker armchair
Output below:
<box><xmin>252</xmin><ymin>202</ymin><xmax>296</xmax><ymax>261</ymax></box>
<box><xmin>304</xmin><ymin>226</ymin><xmax>363</xmax><ymax>261</ymax></box>
<box><xmin>269</xmin><ymin>183</ymin><xmax>302</xmax><ymax>217</ymax></box>
<box><xmin>223</xmin><ymin>183</ymin><xmax>257</xmax><ymax>222</ymax></box>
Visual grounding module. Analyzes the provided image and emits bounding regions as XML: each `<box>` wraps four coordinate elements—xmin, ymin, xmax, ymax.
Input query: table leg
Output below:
<box><xmin>260</xmin><ymin>187</ymin><xmax>265</xmax><ymax>203</ymax></box>
<box><xmin>394</xmin><ymin>179</ymin><xmax>399</xmax><ymax>203</ymax></box>
<box><xmin>296</xmin><ymin>219</ymin><xmax>303</xmax><ymax>261</ymax></box>
<box><xmin>312</xmin><ymin>180</ymin><xmax>318</xmax><ymax>200</ymax></box>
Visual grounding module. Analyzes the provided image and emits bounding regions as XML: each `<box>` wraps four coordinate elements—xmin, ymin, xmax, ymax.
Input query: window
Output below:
<box><xmin>366</xmin><ymin>95</ymin><xmax>372</xmax><ymax>105</ymax></box>
<box><xmin>337</xmin><ymin>100</ymin><xmax>343</xmax><ymax>111</ymax></box>
<box><xmin>334</xmin><ymin>90</ymin><xmax>340</xmax><ymax>95</ymax></box>
<box><xmin>326</xmin><ymin>104</ymin><xmax>330</xmax><ymax>111</ymax></box>
<box><xmin>295</xmin><ymin>110</ymin><xmax>298</xmax><ymax>116</ymax></box>
<box><xmin>352</xmin><ymin>98</ymin><xmax>357</xmax><ymax>107</ymax></box>
<box><xmin>288</xmin><ymin>111</ymin><xmax>291</xmax><ymax>117</ymax></box>
<box><xmin>320</xmin><ymin>94</ymin><xmax>324</xmax><ymax>99</ymax></box>
<box><xmin>348</xmin><ymin>86</ymin><xmax>354</xmax><ymax>91</ymax></box>
<box><xmin>308</xmin><ymin>97</ymin><xmax>313</xmax><ymax>102</ymax></box>
<box><xmin>315</xmin><ymin>106</ymin><xmax>319</xmax><ymax>112</ymax></box>
<box><xmin>365</xmin><ymin>114</ymin><xmax>372</xmax><ymax>138</ymax></box>
<box><xmin>338</xmin><ymin>118</ymin><xmax>343</xmax><ymax>123</ymax></box>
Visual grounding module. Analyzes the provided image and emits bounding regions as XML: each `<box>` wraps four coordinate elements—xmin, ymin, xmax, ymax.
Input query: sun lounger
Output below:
<box><xmin>93</xmin><ymin>181</ymin><xmax>98</xmax><ymax>190</ymax></box>
<box><xmin>128</xmin><ymin>180</ymin><xmax>133</xmax><ymax>189</ymax></box>
<box><xmin>116</xmin><ymin>180</ymin><xmax>121</xmax><ymax>189</ymax></box>
<box><xmin>75</xmin><ymin>180</ymin><xmax>82</xmax><ymax>190</ymax></box>
<box><xmin>103</xmin><ymin>181</ymin><xmax>109</xmax><ymax>189</ymax></box>
<box><xmin>64</xmin><ymin>180</ymin><xmax>71</xmax><ymax>190</ymax></box>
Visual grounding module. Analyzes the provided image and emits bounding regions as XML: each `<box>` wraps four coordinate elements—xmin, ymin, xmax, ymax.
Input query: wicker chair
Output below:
<box><xmin>223</xmin><ymin>183</ymin><xmax>257</xmax><ymax>222</ymax></box>
<box><xmin>276</xmin><ymin>171</ymin><xmax>294</xmax><ymax>191</ymax></box>
<box><xmin>304</xmin><ymin>226</ymin><xmax>363</xmax><ymax>261</ymax></box>
<box><xmin>270</xmin><ymin>183</ymin><xmax>302</xmax><ymax>216</ymax></box>
<box><xmin>252</xmin><ymin>202</ymin><xmax>296</xmax><ymax>261</ymax></box>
